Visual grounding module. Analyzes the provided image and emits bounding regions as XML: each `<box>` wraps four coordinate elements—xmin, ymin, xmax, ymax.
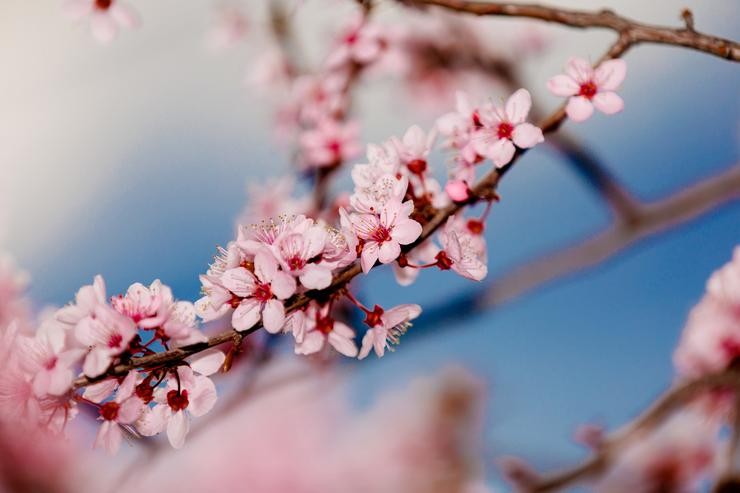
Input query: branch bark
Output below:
<box><xmin>401</xmin><ymin>0</ymin><xmax>740</xmax><ymax>61</ymax></box>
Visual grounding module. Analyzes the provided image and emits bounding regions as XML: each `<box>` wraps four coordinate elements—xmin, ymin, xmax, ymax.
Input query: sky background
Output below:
<box><xmin>1</xmin><ymin>0</ymin><xmax>739</xmax><ymax>489</ymax></box>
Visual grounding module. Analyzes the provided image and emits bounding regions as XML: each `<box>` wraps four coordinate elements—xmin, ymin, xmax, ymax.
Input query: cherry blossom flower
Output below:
<box><xmin>350</xmin><ymin>199</ymin><xmax>423</xmax><ymax>273</ymax></box>
<box><xmin>359</xmin><ymin>304</ymin><xmax>422</xmax><ymax>359</ymax></box>
<box><xmin>56</xmin><ymin>274</ymin><xmax>107</xmax><ymax>331</ymax></box>
<box><xmin>547</xmin><ymin>57</ymin><xmax>627</xmax><ymax>122</ymax></box>
<box><xmin>472</xmin><ymin>89</ymin><xmax>544</xmax><ymax>167</ymax></box>
<box><xmin>18</xmin><ymin>320</ymin><xmax>83</xmax><ymax>397</ymax></box>
<box><xmin>299</xmin><ymin>119</ymin><xmax>361</xmax><ymax>169</ymax></box>
<box><xmin>349</xmin><ymin>144</ymin><xmax>406</xmax><ymax>214</ymax></box>
<box><xmin>291</xmin><ymin>303</ymin><xmax>358</xmax><ymax>357</ymax></box>
<box><xmin>392</xmin><ymin>125</ymin><xmax>436</xmax><ymax>171</ymax></box>
<box><xmin>291</xmin><ymin>73</ymin><xmax>349</xmax><ymax>126</ymax></box>
<box><xmin>393</xmin><ymin>240</ymin><xmax>439</xmax><ymax>286</ymax></box>
<box><xmin>220</xmin><ymin>250</ymin><xmax>296</xmax><ymax>333</ymax></box>
<box><xmin>674</xmin><ymin>247</ymin><xmax>740</xmax><ymax>378</ymax></box>
<box><xmin>93</xmin><ymin>371</ymin><xmax>143</xmax><ymax>455</ymax></box>
<box><xmin>437</xmin><ymin>216</ymin><xmax>488</xmax><ymax>281</ymax></box>
<box><xmin>445</xmin><ymin>179</ymin><xmax>471</xmax><ymax>202</ymax></box>
<box><xmin>325</xmin><ymin>15</ymin><xmax>386</xmax><ymax>69</ymax></box>
<box><xmin>272</xmin><ymin>224</ymin><xmax>333</xmax><ymax>290</ymax></box>
<box><xmin>62</xmin><ymin>0</ymin><xmax>139</xmax><ymax>44</ymax></box>
<box><xmin>141</xmin><ymin>366</ymin><xmax>218</xmax><ymax>449</ymax></box>
<box><xmin>75</xmin><ymin>304</ymin><xmax>137</xmax><ymax>377</ymax></box>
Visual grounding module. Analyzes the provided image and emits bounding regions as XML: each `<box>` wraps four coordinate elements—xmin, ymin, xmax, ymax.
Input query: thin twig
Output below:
<box><xmin>401</xmin><ymin>0</ymin><xmax>740</xmax><ymax>61</ymax></box>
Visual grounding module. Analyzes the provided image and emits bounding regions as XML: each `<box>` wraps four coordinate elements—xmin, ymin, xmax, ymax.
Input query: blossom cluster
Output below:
<box><xmin>0</xmin><ymin>275</ymin><xmax>224</xmax><ymax>454</ymax></box>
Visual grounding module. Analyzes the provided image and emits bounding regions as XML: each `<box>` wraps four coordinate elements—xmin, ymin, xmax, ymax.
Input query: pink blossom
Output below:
<box><xmin>291</xmin><ymin>304</ymin><xmax>358</xmax><ymax>357</ymax></box>
<box><xmin>445</xmin><ymin>179</ymin><xmax>471</xmax><ymax>202</ymax></box>
<box><xmin>272</xmin><ymin>224</ymin><xmax>333</xmax><ymax>290</ymax></box>
<box><xmin>291</xmin><ymin>73</ymin><xmax>348</xmax><ymax>126</ymax></box>
<box><xmin>63</xmin><ymin>0</ymin><xmax>139</xmax><ymax>44</ymax></box>
<box><xmin>393</xmin><ymin>240</ymin><xmax>439</xmax><ymax>286</ymax></box>
<box><xmin>238</xmin><ymin>215</ymin><xmax>313</xmax><ymax>256</ymax></box>
<box><xmin>349</xmin><ymin>143</ymin><xmax>406</xmax><ymax>214</ymax></box>
<box><xmin>350</xmin><ymin>199</ymin><xmax>423</xmax><ymax>273</ymax></box>
<box><xmin>93</xmin><ymin>371</ymin><xmax>143</xmax><ymax>455</ymax></box>
<box><xmin>75</xmin><ymin>304</ymin><xmax>137</xmax><ymax>377</ymax></box>
<box><xmin>236</xmin><ymin>176</ymin><xmax>310</xmax><ymax>227</ymax></box>
<box><xmin>437</xmin><ymin>216</ymin><xmax>488</xmax><ymax>281</ymax></box>
<box><xmin>436</xmin><ymin>91</ymin><xmax>485</xmax><ymax>165</ymax></box>
<box><xmin>56</xmin><ymin>274</ymin><xmax>107</xmax><ymax>331</ymax></box>
<box><xmin>548</xmin><ymin>57</ymin><xmax>626</xmax><ymax>122</ymax></box>
<box><xmin>392</xmin><ymin>125</ymin><xmax>436</xmax><ymax>168</ymax></box>
<box><xmin>299</xmin><ymin>119</ymin><xmax>361</xmax><ymax>169</ymax></box>
<box><xmin>325</xmin><ymin>15</ymin><xmax>386</xmax><ymax>69</ymax></box>
<box><xmin>141</xmin><ymin>366</ymin><xmax>218</xmax><ymax>449</ymax></box>
<box><xmin>359</xmin><ymin>304</ymin><xmax>422</xmax><ymax>359</ymax></box>
<box><xmin>18</xmin><ymin>321</ymin><xmax>83</xmax><ymax>397</ymax></box>
<box><xmin>220</xmin><ymin>250</ymin><xmax>296</xmax><ymax>333</ymax></box>
<box><xmin>472</xmin><ymin>89</ymin><xmax>544</xmax><ymax>167</ymax></box>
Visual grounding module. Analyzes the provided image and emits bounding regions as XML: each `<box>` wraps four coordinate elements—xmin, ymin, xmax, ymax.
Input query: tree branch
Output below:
<box><xmin>401</xmin><ymin>0</ymin><xmax>740</xmax><ymax>62</ymax></box>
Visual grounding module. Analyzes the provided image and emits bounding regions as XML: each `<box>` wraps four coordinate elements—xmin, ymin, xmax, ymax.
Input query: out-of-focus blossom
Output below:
<box><xmin>236</xmin><ymin>176</ymin><xmax>311</xmax><ymax>228</ymax></box>
<box><xmin>675</xmin><ymin>247</ymin><xmax>740</xmax><ymax>378</ymax></box>
<box><xmin>18</xmin><ymin>320</ymin><xmax>83</xmax><ymax>397</ymax></box>
<box><xmin>299</xmin><ymin>119</ymin><xmax>362</xmax><ymax>169</ymax></box>
<box><xmin>62</xmin><ymin>0</ymin><xmax>140</xmax><ymax>44</ymax></box>
<box><xmin>325</xmin><ymin>15</ymin><xmax>387</xmax><ymax>69</ymax></box>
<box><xmin>548</xmin><ymin>57</ymin><xmax>626</xmax><ymax>122</ymax></box>
<box><xmin>359</xmin><ymin>303</ymin><xmax>422</xmax><ymax>359</ymax></box>
<box><xmin>472</xmin><ymin>89</ymin><xmax>544</xmax><ymax>167</ymax></box>
<box><xmin>206</xmin><ymin>5</ymin><xmax>248</xmax><ymax>52</ymax></box>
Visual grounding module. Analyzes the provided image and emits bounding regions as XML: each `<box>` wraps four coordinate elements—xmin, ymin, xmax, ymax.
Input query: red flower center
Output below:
<box><xmin>471</xmin><ymin>110</ymin><xmax>483</xmax><ymax>129</ymax></box>
<box><xmin>100</xmin><ymin>401</ymin><xmax>120</xmax><ymax>421</ymax></box>
<box><xmin>167</xmin><ymin>389</ymin><xmax>189</xmax><ymax>412</ymax></box>
<box><xmin>578</xmin><ymin>81</ymin><xmax>598</xmax><ymax>100</ymax></box>
<box><xmin>344</xmin><ymin>31</ymin><xmax>359</xmax><ymax>45</ymax></box>
<box><xmin>95</xmin><ymin>0</ymin><xmax>113</xmax><ymax>10</ymax></box>
<box><xmin>135</xmin><ymin>381</ymin><xmax>154</xmax><ymax>404</ymax></box>
<box><xmin>317</xmin><ymin>316</ymin><xmax>334</xmax><ymax>335</ymax></box>
<box><xmin>466</xmin><ymin>219</ymin><xmax>484</xmax><ymax>235</ymax></box>
<box><xmin>435</xmin><ymin>251</ymin><xmax>454</xmax><ymax>270</ymax></box>
<box><xmin>364</xmin><ymin>305</ymin><xmax>384</xmax><ymax>327</ymax></box>
<box><xmin>496</xmin><ymin>122</ymin><xmax>514</xmax><ymax>140</ymax></box>
<box><xmin>327</xmin><ymin>139</ymin><xmax>341</xmax><ymax>157</ymax></box>
<box><xmin>108</xmin><ymin>333</ymin><xmax>123</xmax><ymax>349</ymax></box>
<box><xmin>407</xmin><ymin>159</ymin><xmax>427</xmax><ymax>175</ymax></box>
<box><xmin>288</xmin><ymin>256</ymin><xmax>305</xmax><ymax>271</ymax></box>
<box><xmin>45</xmin><ymin>356</ymin><xmax>58</xmax><ymax>371</ymax></box>
<box><xmin>369</xmin><ymin>225</ymin><xmax>391</xmax><ymax>244</ymax></box>
<box><xmin>253</xmin><ymin>282</ymin><xmax>273</xmax><ymax>303</ymax></box>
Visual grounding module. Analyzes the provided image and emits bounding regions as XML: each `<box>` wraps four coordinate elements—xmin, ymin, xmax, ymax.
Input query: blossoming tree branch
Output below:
<box><xmin>2</xmin><ymin>0</ymin><xmax>739</xmax><ymax>490</ymax></box>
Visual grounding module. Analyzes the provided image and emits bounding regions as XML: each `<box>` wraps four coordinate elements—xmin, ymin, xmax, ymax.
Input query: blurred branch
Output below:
<box><xmin>400</xmin><ymin>0</ymin><xmax>740</xmax><ymax>61</ymax></box>
<box><xmin>508</xmin><ymin>368</ymin><xmax>740</xmax><ymax>492</ymax></box>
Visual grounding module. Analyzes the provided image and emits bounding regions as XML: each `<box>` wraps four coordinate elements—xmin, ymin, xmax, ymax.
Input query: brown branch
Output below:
<box><xmin>515</xmin><ymin>368</ymin><xmax>740</xmax><ymax>492</ymax></box>
<box><xmin>401</xmin><ymin>0</ymin><xmax>740</xmax><ymax>61</ymax></box>
<box><xmin>480</xmin><ymin>164</ymin><xmax>740</xmax><ymax>308</ymax></box>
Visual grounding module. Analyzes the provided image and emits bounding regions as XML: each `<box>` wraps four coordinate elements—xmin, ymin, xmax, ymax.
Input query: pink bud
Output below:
<box><xmin>445</xmin><ymin>180</ymin><xmax>470</xmax><ymax>202</ymax></box>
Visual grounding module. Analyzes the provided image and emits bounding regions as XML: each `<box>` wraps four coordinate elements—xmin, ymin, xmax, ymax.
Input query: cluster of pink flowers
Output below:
<box><xmin>0</xmin><ymin>273</ymin><xmax>224</xmax><ymax>454</ymax></box>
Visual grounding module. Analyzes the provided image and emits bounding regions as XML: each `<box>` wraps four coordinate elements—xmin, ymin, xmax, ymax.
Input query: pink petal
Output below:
<box><xmin>487</xmin><ymin>139</ymin><xmax>516</xmax><ymax>168</ymax></box>
<box><xmin>94</xmin><ymin>421</ymin><xmax>121</xmax><ymax>455</ymax></box>
<box><xmin>261</xmin><ymin>299</ymin><xmax>285</xmax><ymax>334</ymax></box>
<box><xmin>254</xmin><ymin>249</ymin><xmax>279</xmax><ymax>284</ymax></box>
<box><xmin>593</xmin><ymin>59</ymin><xmax>626</xmax><ymax>91</ymax></box>
<box><xmin>391</xmin><ymin>219</ymin><xmax>422</xmax><ymax>245</ymax></box>
<box><xmin>512</xmin><ymin>123</ymin><xmax>544</xmax><ymax>149</ymax></box>
<box><xmin>136</xmin><ymin>406</ymin><xmax>167</xmax><ymax>436</ymax></box>
<box><xmin>83</xmin><ymin>348</ymin><xmax>111</xmax><ymax>378</ymax></box>
<box><xmin>565</xmin><ymin>57</ymin><xmax>594</xmax><ymax>84</ymax></box>
<box><xmin>188</xmin><ymin>376</ymin><xmax>217</xmax><ymax>417</ymax></box>
<box><xmin>232</xmin><ymin>298</ymin><xmax>261</xmax><ymax>331</ymax></box>
<box><xmin>504</xmin><ymin>89</ymin><xmax>532</xmax><ymax>124</ymax></box>
<box><xmin>91</xmin><ymin>12</ymin><xmax>117</xmax><ymax>44</ymax></box>
<box><xmin>299</xmin><ymin>264</ymin><xmax>332</xmax><ymax>290</ymax></box>
<box><xmin>328</xmin><ymin>332</ymin><xmax>358</xmax><ymax>357</ymax></box>
<box><xmin>358</xmin><ymin>329</ymin><xmax>376</xmax><ymax>360</ymax></box>
<box><xmin>83</xmin><ymin>379</ymin><xmax>117</xmax><ymax>403</ymax></box>
<box><xmin>167</xmin><ymin>410</ymin><xmax>190</xmax><ymax>449</ymax></box>
<box><xmin>189</xmin><ymin>349</ymin><xmax>225</xmax><ymax>376</ymax></box>
<box><xmin>117</xmin><ymin>397</ymin><xmax>143</xmax><ymax>424</ymax></box>
<box><xmin>220</xmin><ymin>267</ymin><xmax>256</xmax><ymax>297</ymax></box>
<box><xmin>547</xmin><ymin>74</ymin><xmax>579</xmax><ymax>97</ymax></box>
<box><xmin>270</xmin><ymin>271</ymin><xmax>297</xmax><ymax>300</ymax></box>
<box><xmin>378</xmin><ymin>241</ymin><xmax>401</xmax><ymax>264</ymax></box>
<box><xmin>361</xmin><ymin>242</ymin><xmax>379</xmax><ymax>273</ymax></box>
<box><xmin>445</xmin><ymin>180</ymin><xmax>470</xmax><ymax>202</ymax></box>
<box><xmin>565</xmin><ymin>96</ymin><xmax>594</xmax><ymax>122</ymax></box>
<box><xmin>295</xmin><ymin>331</ymin><xmax>325</xmax><ymax>355</ymax></box>
<box><xmin>110</xmin><ymin>3</ymin><xmax>140</xmax><ymax>29</ymax></box>
<box><xmin>592</xmin><ymin>91</ymin><xmax>624</xmax><ymax>115</ymax></box>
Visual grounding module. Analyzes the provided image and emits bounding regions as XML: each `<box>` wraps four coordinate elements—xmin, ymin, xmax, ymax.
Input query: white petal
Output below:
<box><xmin>232</xmin><ymin>298</ymin><xmax>261</xmax><ymax>331</ymax></box>
<box><xmin>167</xmin><ymin>410</ymin><xmax>190</xmax><ymax>449</ymax></box>
<box><xmin>261</xmin><ymin>299</ymin><xmax>285</xmax><ymax>334</ymax></box>
<box><xmin>504</xmin><ymin>89</ymin><xmax>532</xmax><ymax>124</ymax></box>
<box><xmin>188</xmin><ymin>376</ymin><xmax>217</xmax><ymax>417</ymax></box>
<box><xmin>189</xmin><ymin>349</ymin><xmax>225</xmax><ymax>376</ymax></box>
<box><xmin>299</xmin><ymin>264</ymin><xmax>332</xmax><ymax>290</ymax></box>
<box><xmin>270</xmin><ymin>272</ymin><xmax>297</xmax><ymax>300</ymax></box>
<box><xmin>512</xmin><ymin>123</ymin><xmax>544</xmax><ymax>149</ymax></box>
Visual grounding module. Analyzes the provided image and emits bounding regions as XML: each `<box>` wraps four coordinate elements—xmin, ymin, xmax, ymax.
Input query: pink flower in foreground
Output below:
<box><xmin>437</xmin><ymin>217</ymin><xmax>488</xmax><ymax>281</ymax></box>
<box><xmin>76</xmin><ymin>304</ymin><xmax>137</xmax><ymax>377</ymax></box>
<box><xmin>220</xmin><ymin>250</ymin><xmax>296</xmax><ymax>333</ymax></box>
<box><xmin>548</xmin><ymin>57</ymin><xmax>626</xmax><ymax>122</ymax></box>
<box><xmin>19</xmin><ymin>321</ymin><xmax>83</xmax><ymax>397</ymax></box>
<box><xmin>472</xmin><ymin>89</ymin><xmax>544</xmax><ymax>167</ymax></box>
<box><xmin>142</xmin><ymin>366</ymin><xmax>218</xmax><ymax>449</ymax></box>
<box><xmin>291</xmin><ymin>303</ymin><xmax>358</xmax><ymax>357</ymax></box>
<box><xmin>62</xmin><ymin>0</ymin><xmax>139</xmax><ymax>44</ymax></box>
<box><xmin>350</xmin><ymin>199</ymin><xmax>423</xmax><ymax>273</ymax></box>
<box><xmin>272</xmin><ymin>225</ymin><xmax>333</xmax><ymax>290</ymax></box>
<box><xmin>299</xmin><ymin>119</ymin><xmax>361</xmax><ymax>169</ymax></box>
<box><xmin>392</xmin><ymin>125</ymin><xmax>436</xmax><ymax>170</ymax></box>
<box><xmin>359</xmin><ymin>304</ymin><xmax>422</xmax><ymax>359</ymax></box>
<box><xmin>94</xmin><ymin>371</ymin><xmax>143</xmax><ymax>455</ymax></box>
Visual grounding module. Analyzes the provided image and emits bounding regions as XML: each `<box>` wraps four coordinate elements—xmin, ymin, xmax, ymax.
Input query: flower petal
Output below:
<box><xmin>189</xmin><ymin>349</ymin><xmax>226</xmax><ymax>376</ymax></box>
<box><xmin>487</xmin><ymin>139</ymin><xmax>516</xmax><ymax>168</ymax></box>
<box><xmin>512</xmin><ymin>123</ymin><xmax>544</xmax><ymax>149</ymax></box>
<box><xmin>328</xmin><ymin>332</ymin><xmax>358</xmax><ymax>357</ymax></box>
<box><xmin>565</xmin><ymin>57</ymin><xmax>593</xmax><ymax>84</ymax></box>
<box><xmin>299</xmin><ymin>264</ymin><xmax>332</xmax><ymax>290</ymax></box>
<box><xmin>378</xmin><ymin>241</ymin><xmax>402</xmax><ymax>264</ymax></box>
<box><xmin>261</xmin><ymin>299</ymin><xmax>285</xmax><ymax>333</ymax></box>
<box><xmin>167</xmin><ymin>410</ymin><xmax>190</xmax><ymax>449</ymax></box>
<box><xmin>504</xmin><ymin>89</ymin><xmax>532</xmax><ymax>124</ymax></box>
<box><xmin>271</xmin><ymin>271</ymin><xmax>297</xmax><ymax>300</ymax></box>
<box><xmin>565</xmin><ymin>96</ymin><xmax>594</xmax><ymax>122</ymax></box>
<box><xmin>547</xmin><ymin>74</ymin><xmax>579</xmax><ymax>96</ymax></box>
<box><xmin>188</xmin><ymin>376</ymin><xmax>217</xmax><ymax>417</ymax></box>
<box><xmin>254</xmin><ymin>249</ymin><xmax>279</xmax><ymax>284</ymax></box>
<box><xmin>220</xmin><ymin>267</ymin><xmax>256</xmax><ymax>297</ymax></box>
<box><xmin>594</xmin><ymin>59</ymin><xmax>626</xmax><ymax>91</ymax></box>
<box><xmin>592</xmin><ymin>91</ymin><xmax>624</xmax><ymax>115</ymax></box>
<box><xmin>232</xmin><ymin>298</ymin><xmax>261</xmax><ymax>331</ymax></box>
<box><xmin>361</xmin><ymin>242</ymin><xmax>379</xmax><ymax>273</ymax></box>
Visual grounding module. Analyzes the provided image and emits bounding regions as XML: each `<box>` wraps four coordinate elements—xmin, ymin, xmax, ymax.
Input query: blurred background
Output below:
<box><xmin>0</xmin><ymin>0</ymin><xmax>738</xmax><ymax>490</ymax></box>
